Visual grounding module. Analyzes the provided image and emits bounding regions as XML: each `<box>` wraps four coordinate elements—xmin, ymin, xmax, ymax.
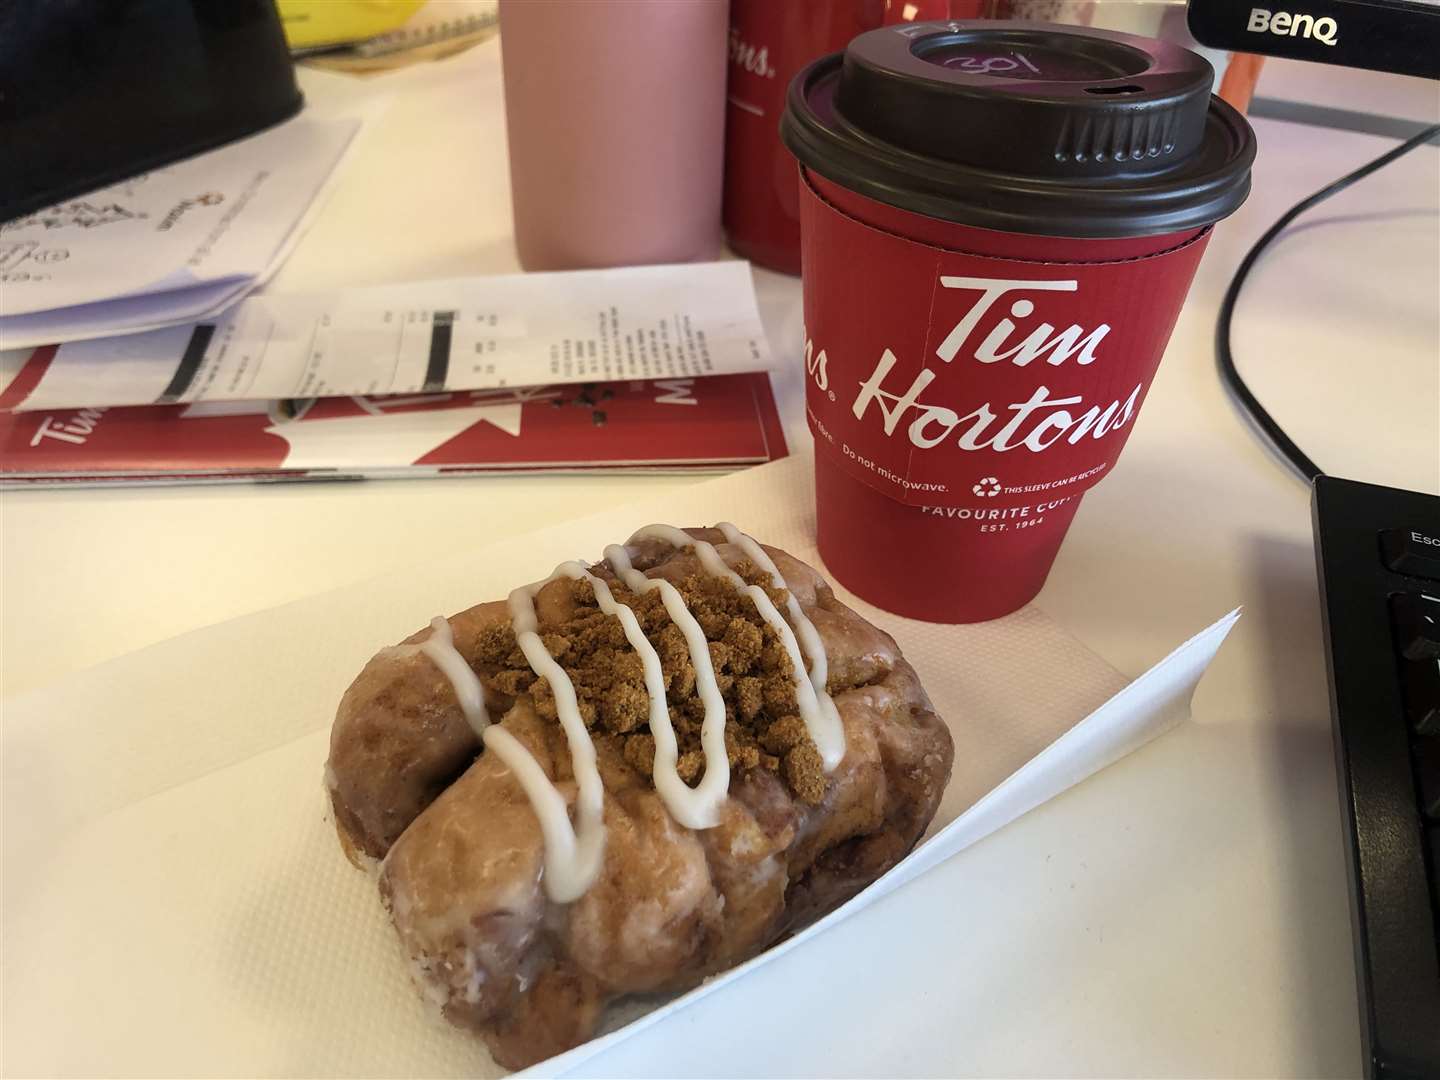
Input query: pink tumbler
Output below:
<box><xmin>499</xmin><ymin>0</ymin><xmax>729</xmax><ymax>271</ymax></box>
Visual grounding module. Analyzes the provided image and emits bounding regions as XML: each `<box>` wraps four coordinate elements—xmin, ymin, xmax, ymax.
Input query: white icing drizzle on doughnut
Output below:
<box><xmin>454</xmin><ymin>524</ymin><xmax>840</xmax><ymax>902</ymax></box>
<box><xmin>492</xmin><ymin>579</ymin><xmax>608</xmax><ymax>904</ymax></box>
<box><xmin>481</xmin><ymin>723</ymin><xmax>598</xmax><ymax>901</ymax></box>
<box><xmin>601</xmin><ymin>547</ymin><xmax>731</xmax><ymax>827</ymax></box>
<box><xmin>626</xmin><ymin>525</ymin><xmax>846</xmax><ymax>770</ymax></box>
<box><xmin>419</xmin><ymin>616</ymin><xmax>490</xmax><ymax>736</ymax></box>
<box><xmin>714</xmin><ymin>522</ymin><xmax>845</xmax><ymax>767</ymax></box>
<box><xmin>714</xmin><ymin>524</ymin><xmax>826</xmax><ymax>687</ymax></box>
<box><xmin>474</xmin><ymin>552</ymin><xmax>730</xmax><ymax>901</ymax></box>
<box><xmin>561</xmin><ymin>560</ymin><xmax>729</xmax><ymax>828</ymax></box>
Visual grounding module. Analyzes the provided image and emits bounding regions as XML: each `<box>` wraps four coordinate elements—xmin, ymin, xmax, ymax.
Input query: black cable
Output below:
<box><xmin>1217</xmin><ymin>121</ymin><xmax>1440</xmax><ymax>483</ymax></box>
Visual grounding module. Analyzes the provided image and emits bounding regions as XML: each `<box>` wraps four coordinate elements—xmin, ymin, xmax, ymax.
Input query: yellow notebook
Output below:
<box><xmin>278</xmin><ymin>0</ymin><xmax>425</xmax><ymax>50</ymax></box>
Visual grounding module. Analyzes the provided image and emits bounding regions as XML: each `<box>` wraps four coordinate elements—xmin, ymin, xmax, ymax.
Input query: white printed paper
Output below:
<box><xmin>8</xmin><ymin>262</ymin><xmax>773</xmax><ymax>411</ymax></box>
<box><xmin>0</xmin><ymin>278</ymin><xmax>256</xmax><ymax>351</ymax></box>
<box><xmin>0</xmin><ymin>113</ymin><xmax>361</xmax><ymax>344</ymax></box>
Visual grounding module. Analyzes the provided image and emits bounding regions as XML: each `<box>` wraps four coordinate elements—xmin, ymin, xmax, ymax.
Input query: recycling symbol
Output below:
<box><xmin>972</xmin><ymin>476</ymin><xmax>1002</xmax><ymax>497</ymax></box>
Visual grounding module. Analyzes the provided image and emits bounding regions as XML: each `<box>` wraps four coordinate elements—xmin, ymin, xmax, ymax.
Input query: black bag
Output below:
<box><xmin>0</xmin><ymin>0</ymin><xmax>302</xmax><ymax>221</ymax></box>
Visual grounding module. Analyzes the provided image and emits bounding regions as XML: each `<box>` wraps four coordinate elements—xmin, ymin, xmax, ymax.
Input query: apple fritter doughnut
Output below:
<box><xmin>327</xmin><ymin>525</ymin><xmax>953</xmax><ymax>1068</ymax></box>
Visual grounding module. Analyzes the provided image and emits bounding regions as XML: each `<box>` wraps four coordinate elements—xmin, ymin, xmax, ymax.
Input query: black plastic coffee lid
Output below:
<box><xmin>781</xmin><ymin>20</ymin><xmax>1256</xmax><ymax>238</ymax></box>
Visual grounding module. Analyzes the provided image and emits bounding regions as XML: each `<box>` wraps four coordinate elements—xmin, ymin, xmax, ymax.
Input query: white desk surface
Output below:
<box><xmin>2</xmin><ymin>40</ymin><xmax>1437</xmax><ymax>1079</ymax></box>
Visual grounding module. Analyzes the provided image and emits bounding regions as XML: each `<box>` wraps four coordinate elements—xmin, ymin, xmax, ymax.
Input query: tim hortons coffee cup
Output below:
<box><xmin>781</xmin><ymin>20</ymin><xmax>1256</xmax><ymax>623</ymax></box>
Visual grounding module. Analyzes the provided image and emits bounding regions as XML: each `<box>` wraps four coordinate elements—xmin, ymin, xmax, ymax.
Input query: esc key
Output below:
<box><xmin>1382</xmin><ymin>528</ymin><xmax>1440</xmax><ymax>581</ymax></box>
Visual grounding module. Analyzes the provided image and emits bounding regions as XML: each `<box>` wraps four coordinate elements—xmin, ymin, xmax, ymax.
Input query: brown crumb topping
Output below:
<box><xmin>470</xmin><ymin>560</ymin><xmax>828</xmax><ymax>804</ymax></box>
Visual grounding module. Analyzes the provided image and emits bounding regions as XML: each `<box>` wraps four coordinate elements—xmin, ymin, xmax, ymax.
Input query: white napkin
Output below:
<box><xmin>1</xmin><ymin>454</ymin><xmax>1236</xmax><ymax>1078</ymax></box>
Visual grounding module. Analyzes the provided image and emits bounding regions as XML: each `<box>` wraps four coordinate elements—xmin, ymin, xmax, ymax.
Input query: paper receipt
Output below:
<box><xmin>8</xmin><ymin>262</ymin><xmax>774</xmax><ymax>412</ymax></box>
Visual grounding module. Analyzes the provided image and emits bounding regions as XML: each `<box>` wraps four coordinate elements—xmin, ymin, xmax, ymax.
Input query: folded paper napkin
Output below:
<box><xmin>0</xmin><ymin>454</ymin><xmax>1236</xmax><ymax>1077</ymax></box>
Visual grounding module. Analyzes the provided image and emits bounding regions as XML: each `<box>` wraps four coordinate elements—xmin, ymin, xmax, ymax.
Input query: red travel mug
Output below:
<box><xmin>723</xmin><ymin>0</ymin><xmax>884</xmax><ymax>275</ymax></box>
<box><xmin>882</xmin><ymin>0</ymin><xmax>992</xmax><ymax>22</ymax></box>
<box><xmin>782</xmin><ymin>22</ymin><xmax>1256</xmax><ymax>622</ymax></box>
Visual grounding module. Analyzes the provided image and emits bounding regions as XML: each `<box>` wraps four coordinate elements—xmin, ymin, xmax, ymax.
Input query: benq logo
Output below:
<box><xmin>1247</xmin><ymin>8</ymin><xmax>1339</xmax><ymax>45</ymax></box>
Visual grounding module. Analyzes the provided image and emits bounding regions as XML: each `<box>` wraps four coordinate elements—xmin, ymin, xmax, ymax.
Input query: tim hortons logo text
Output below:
<box><xmin>30</xmin><ymin>407</ymin><xmax>107</xmax><ymax>447</ymax></box>
<box><xmin>809</xmin><ymin>276</ymin><xmax>1142</xmax><ymax>453</ymax></box>
<box><xmin>728</xmin><ymin>30</ymin><xmax>775</xmax><ymax>77</ymax></box>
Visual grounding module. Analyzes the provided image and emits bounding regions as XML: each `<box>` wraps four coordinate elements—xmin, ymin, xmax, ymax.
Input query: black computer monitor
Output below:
<box><xmin>1187</xmin><ymin>0</ymin><xmax>1439</xmax><ymax>78</ymax></box>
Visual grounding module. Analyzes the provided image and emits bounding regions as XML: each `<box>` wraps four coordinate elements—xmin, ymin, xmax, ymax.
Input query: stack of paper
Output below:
<box><xmin>0</xmin><ymin>373</ymin><xmax>786</xmax><ymax>487</ymax></box>
<box><xmin>0</xmin><ymin>113</ymin><xmax>361</xmax><ymax>349</ymax></box>
<box><xmin>0</xmin><ymin>73</ymin><xmax>781</xmax><ymax>490</ymax></box>
<box><xmin>0</xmin><ymin>261</ymin><xmax>783</xmax><ymax>487</ymax></box>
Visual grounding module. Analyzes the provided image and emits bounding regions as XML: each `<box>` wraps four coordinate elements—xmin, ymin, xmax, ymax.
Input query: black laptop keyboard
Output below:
<box><xmin>1314</xmin><ymin>477</ymin><xmax>1440</xmax><ymax>1079</ymax></box>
